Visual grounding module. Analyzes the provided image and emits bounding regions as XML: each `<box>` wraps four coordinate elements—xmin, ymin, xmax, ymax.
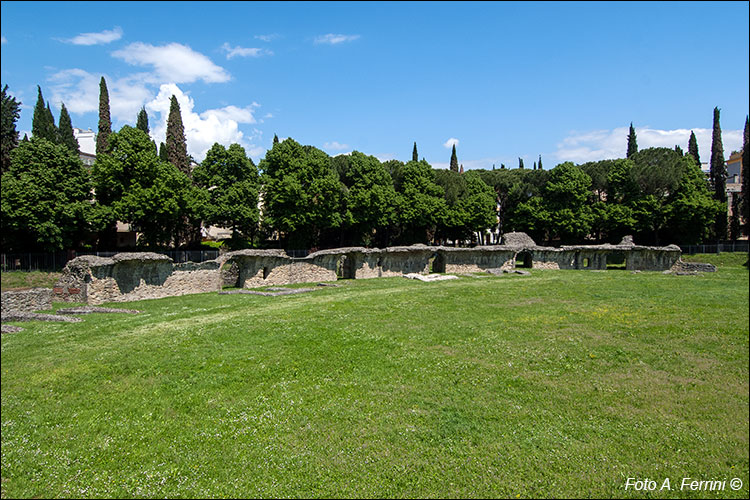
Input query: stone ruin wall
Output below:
<box><xmin>51</xmin><ymin>234</ymin><xmax>684</xmax><ymax>305</ymax></box>
<box><xmin>1</xmin><ymin>288</ymin><xmax>53</xmax><ymax>314</ymax></box>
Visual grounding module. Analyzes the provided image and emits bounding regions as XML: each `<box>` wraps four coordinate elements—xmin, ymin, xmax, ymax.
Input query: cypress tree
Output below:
<box><xmin>518</xmin><ymin>157</ymin><xmax>524</xmax><ymax>169</ymax></box>
<box><xmin>627</xmin><ymin>123</ymin><xmax>637</xmax><ymax>158</ymax></box>
<box><xmin>538</xmin><ymin>155</ymin><xmax>543</xmax><ymax>170</ymax></box>
<box><xmin>533</xmin><ymin>161</ymin><xmax>537</xmax><ymax>170</ymax></box>
<box><xmin>688</xmin><ymin>130</ymin><xmax>700</xmax><ymax>166</ymax></box>
<box><xmin>58</xmin><ymin>103</ymin><xmax>79</xmax><ymax>154</ymax></box>
<box><xmin>500</xmin><ymin>163</ymin><xmax>505</xmax><ymax>169</ymax></box>
<box><xmin>136</xmin><ymin>106</ymin><xmax>149</xmax><ymax>135</ymax></box>
<box><xmin>273</xmin><ymin>134</ymin><xmax>279</xmax><ymax>145</ymax></box>
<box><xmin>741</xmin><ymin>116</ymin><xmax>749</xmax><ymax>235</ymax></box>
<box><xmin>449</xmin><ymin>144</ymin><xmax>458</xmax><ymax>172</ymax></box>
<box><xmin>412</xmin><ymin>142</ymin><xmax>418</xmax><ymax>162</ymax></box>
<box><xmin>45</xmin><ymin>103</ymin><xmax>59</xmax><ymax>143</ymax></box>
<box><xmin>96</xmin><ymin>77</ymin><xmax>111</xmax><ymax>155</ymax></box>
<box><xmin>710</xmin><ymin>107</ymin><xmax>727</xmax><ymax>240</ymax></box>
<box><xmin>158</xmin><ymin>142</ymin><xmax>168</xmax><ymax>161</ymax></box>
<box><xmin>710</xmin><ymin>107</ymin><xmax>727</xmax><ymax>202</ymax></box>
<box><xmin>1</xmin><ymin>84</ymin><xmax>21</xmax><ymax>173</ymax></box>
<box><xmin>166</xmin><ymin>95</ymin><xmax>190</xmax><ymax>174</ymax></box>
<box><xmin>31</xmin><ymin>86</ymin><xmax>56</xmax><ymax>142</ymax></box>
<box><xmin>674</xmin><ymin>145</ymin><xmax>684</xmax><ymax>156</ymax></box>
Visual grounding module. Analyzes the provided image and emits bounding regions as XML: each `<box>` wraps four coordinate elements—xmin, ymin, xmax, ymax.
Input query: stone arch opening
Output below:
<box><xmin>516</xmin><ymin>251</ymin><xmax>533</xmax><ymax>269</ymax></box>
<box><xmin>431</xmin><ymin>253</ymin><xmax>446</xmax><ymax>273</ymax></box>
<box><xmin>336</xmin><ymin>254</ymin><xmax>355</xmax><ymax>279</ymax></box>
<box><xmin>606</xmin><ymin>251</ymin><xmax>626</xmax><ymax>270</ymax></box>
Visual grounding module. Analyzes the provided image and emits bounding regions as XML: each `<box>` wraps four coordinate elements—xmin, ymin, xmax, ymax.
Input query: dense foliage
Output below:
<box><xmin>0</xmin><ymin>81</ymin><xmax>740</xmax><ymax>251</ymax></box>
<box><xmin>1</xmin><ymin>138</ymin><xmax>92</xmax><ymax>251</ymax></box>
<box><xmin>192</xmin><ymin>143</ymin><xmax>260</xmax><ymax>246</ymax></box>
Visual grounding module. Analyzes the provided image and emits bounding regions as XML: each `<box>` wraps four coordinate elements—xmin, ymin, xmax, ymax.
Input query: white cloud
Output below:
<box><xmin>324</xmin><ymin>141</ymin><xmax>349</xmax><ymax>151</ymax></box>
<box><xmin>554</xmin><ymin>126</ymin><xmax>744</xmax><ymax>165</ymax></box>
<box><xmin>147</xmin><ymin>83</ymin><xmax>263</xmax><ymax>162</ymax></box>
<box><xmin>255</xmin><ymin>34</ymin><xmax>280</xmax><ymax>42</ymax></box>
<box><xmin>112</xmin><ymin>42</ymin><xmax>230</xmax><ymax>84</ymax></box>
<box><xmin>48</xmin><ymin>69</ymin><xmax>152</xmax><ymax>123</ymax></box>
<box><xmin>221</xmin><ymin>43</ymin><xmax>272</xmax><ymax>59</ymax></box>
<box><xmin>64</xmin><ymin>27</ymin><xmax>123</xmax><ymax>46</ymax></box>
<box><xmin>1</xmin><ymin>35</ymin><xmax>7</xmax><ymax>44</ymax></box>
<box><xmin>443</xmin><ymin>137</ymin><xmax>459</xmax><ymax>149</ymax></box>
<box><xmin>314</xmin><ymin>34</ymin><xmax>360</xmax><ymax>45</ymax></box>
<box><xmin>200</xmin><ymin>104</ymin><xmax>258</xmax><ymax>124</ymax></box>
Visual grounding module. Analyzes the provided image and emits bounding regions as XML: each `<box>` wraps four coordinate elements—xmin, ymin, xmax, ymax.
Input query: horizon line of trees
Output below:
<box><xmin>2</xmin><ymin>80</ymin><xmax>748</xmax><ymax>253</ymax></box>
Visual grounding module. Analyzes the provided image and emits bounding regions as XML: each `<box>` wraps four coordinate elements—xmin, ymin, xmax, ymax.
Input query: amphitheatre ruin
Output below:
<box><xmin>39</xmin><ymin>232</ymin><xmax>708</xmax><ymax>307</ymax></box>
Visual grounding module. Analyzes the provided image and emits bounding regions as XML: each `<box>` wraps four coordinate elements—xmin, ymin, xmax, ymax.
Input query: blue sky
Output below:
<box><xmin>2</xmin><ymin>1</ymin><xmax>748</xmax><ymax>168</ymax></box>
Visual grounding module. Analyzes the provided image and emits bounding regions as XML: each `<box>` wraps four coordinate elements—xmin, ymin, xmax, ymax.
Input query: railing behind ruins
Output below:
<box><xmin>3</xmin><ymin>241</ymin><xmax>748</xmax><ymax>272</ymax></box>
<box><xmin>678</xmin><ymin>241</ymin><xmax>749</xmax><ymax>255</ymax></box>
<box><xmin>1</xmin><ymin>250</ymin><xmax>221</xmax><ymax>272</ymax></box>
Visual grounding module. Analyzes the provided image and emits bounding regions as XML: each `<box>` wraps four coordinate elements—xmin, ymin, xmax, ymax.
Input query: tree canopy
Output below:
<box><xmin>1</xmin><ymin>138</ymin><xmax>92</xmax><ymax>251</ymax></box>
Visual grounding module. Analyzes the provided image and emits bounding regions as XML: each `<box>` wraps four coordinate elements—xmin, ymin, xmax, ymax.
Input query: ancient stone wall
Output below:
<box><xmin>439</xmin><ymin>247</ymin><xmax>516</xmax><ymax>274</ymax></box>
<box><xmin>1</xmin><ymin>288</ymin><xmax>53</xmax><ymax>314</ymax></box>
<box><xmin>51</xmin><ymin>234</ymin><xmax>684</xmax><ymax>305</ymax></box>
<box><xmin>54</xmin><ymin>253</ymin><xmax>224</xmax><ymax>305</ymax></box>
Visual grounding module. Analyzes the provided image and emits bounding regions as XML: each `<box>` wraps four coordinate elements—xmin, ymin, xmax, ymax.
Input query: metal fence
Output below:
<box><xmin>678</xmin><ymin>241</ymin><xmax>749</xmax><ymax>255</ymax></box>
<box><xmin>1</xmin><ymin>249</ymin><xmax>221</xmax><ymax>272</ymax></box>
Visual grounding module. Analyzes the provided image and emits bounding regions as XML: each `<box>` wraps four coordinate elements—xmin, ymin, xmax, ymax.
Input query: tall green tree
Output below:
<box><xmin>450</xmin><ymin>144</ymin><xmax>458</xmax><ymax>172</ymax></box>
<box><xmin>434</xmin><ymin>169</ymin><xmax>496</xmax><ymax>244</ymax></box>
<box><xmin>710</xmin><ymin>107</ymin><xmax>727</xmax><ymax>239</ymax></box>
<box><xmin>518</xmin><ymin>157</ymin><xmax>524</xmax><ymax>169</ymax></box>
<box><xmin>394</xmin><ymin>159</ymin><xmax>447</xmax><ymax>244</ymax></box>
<box><xmin>45</xmin><ymin>103</ymin><xmax>58</xmax><ymax>142</ymax></box>
<box><xmin>158</xmin><ymin>142</ymin><xmax>168</xmax><ymax>161</ymax></box>
<box><xmin>31</xmin><ymin>86</ymin><xmax>57</xmax><ymax>143</ymax></box>
<box><xmin>260</xmin><ymin>137</ymin><xmax>343</xmax><ymax>248</ymax></box>
<box><xmin>674</xmin><ymin>145</ymin><xmax>683</xmax><ymax>156</ymax></box>
<box><xmin>58</xmin><ymin>103</ymin><xmax>79</xmax><ymax>154</ymax></box>
<box><xmin>92</xmin><ymin>126</ymin><xmax>200</xmax><ymax>248</ymax></box>
<box><xmin>1</xmin><ymin>84</ymin><xmax>21</xmax><ymax>173</ymax></box>
<box><xmin>136</xmin><ymin>106</ymin><xmax>150</xmax><ymax>135</ymax></box>
<box><xmin>538</xmin><ymin>155</ymin><xmax>543</xmax><ymax>170</ymax></box>
<box><xmin>741</xmin><ymin>116</ymin><xmax>749</xmax><ymax>235</ymax></box>
<box><xmin>627</xmin><ymin>123</ymin><xmax>638</xmax><ymax>158</ymax></box>
<box><xmin>339</xmin><ymin>151</ymin><xmax>397</xmax><ymax>246</ymax></box>
<box><xmin>1</xmin><ymin>138</ymin><xmax>92</xmax><ymax>251</ymax></box>
<box><xmin>166</xmin><ymin>95</ymin><xmax>190</xmax><ymax>175</ymax></box>
<box><xmin>273</xmin><ymin>134</ymin><xmax>279</xmax><ymax>145</ymax></box>
<box><xmin>688</xmin><ymin>130</ymin><xmax>700</xmax><ymax>166</ymax></box>
<box><xmin>412</xmin><ymin>142</ymin><xmax>418</xmax><ymax>162</ymax></box>
<box><xmin>512</xmin><ymin>163</ymin><xmax>592</xmax><ymax>244</ymax></box>
<box><xmin>192</xmin><ymin>142</ymin><xmax>260</xmax><ymax>245</ymax></box>
<box><xmin>96</xmin><ymin>77</ymin><xmax>111</xmax><ymax>155</ymax></box>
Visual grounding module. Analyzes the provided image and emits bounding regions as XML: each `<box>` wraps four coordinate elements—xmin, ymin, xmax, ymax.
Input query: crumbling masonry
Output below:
<box><xmin>49</xmin><ymin>233</ymin><xmax>693</xmax><ymax>305</ymax></box>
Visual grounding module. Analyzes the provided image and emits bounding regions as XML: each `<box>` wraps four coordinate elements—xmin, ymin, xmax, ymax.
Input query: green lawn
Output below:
<box><xmin>0</xmin><ymin>271</ymin><xmax>61</xmax><ymax>291</ymax></box>
<box><xmin>1</xmin><ymin>254</ymin><xmax>748</xmax><ymax>498</ymax></box>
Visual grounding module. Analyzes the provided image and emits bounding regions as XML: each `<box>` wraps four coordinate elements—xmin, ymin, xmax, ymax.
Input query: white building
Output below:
<box><xmin>73</xmin><ymin>128</ymin><xmax>96</xmax><ymax>167</ymax></box>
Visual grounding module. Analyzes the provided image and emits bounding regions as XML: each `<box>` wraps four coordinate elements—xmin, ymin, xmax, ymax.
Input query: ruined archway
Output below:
<box><xmin>516</xmin><ymin>251</ymin><xmax>533</xmax><ymax>269</ymax></box>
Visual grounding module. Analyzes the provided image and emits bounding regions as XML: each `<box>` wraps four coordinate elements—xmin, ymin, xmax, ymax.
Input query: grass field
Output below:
<box><xmin>0</xmin><ymin>271</ymin><xmax>61</xmax><ymax>291</ymax></box>
<box><xmin>1</xmin><ymin>253</ymin><xmax>748</xmax><ymax>498</ymax></box>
